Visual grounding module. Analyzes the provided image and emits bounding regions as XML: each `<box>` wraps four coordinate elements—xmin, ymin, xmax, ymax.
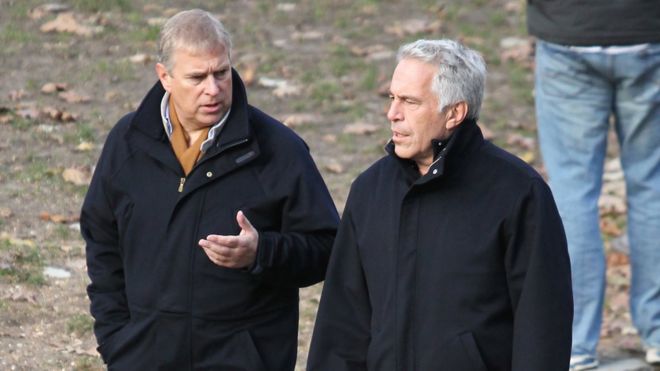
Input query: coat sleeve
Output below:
<box><xmin>306</xmin><ymin>204</ymin><xmax>371</xmax><ymax>371</ymax></box>
<box><xmin>505</xmin><ymin>178</ymin><xmax>573</xmax><ymax>370</ymax></box>
<box><xmin>248</xmin><ymin>145</ymin><xmax>339</xmax><ymax>288</ymax></box>
<box><xmin>80</xmin><ymin>130</ymin><xmax>129</xmax><ymax>361</ymax></box>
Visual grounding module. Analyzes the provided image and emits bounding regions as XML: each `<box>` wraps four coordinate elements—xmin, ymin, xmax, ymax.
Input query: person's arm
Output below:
<box><xmin>307</xmin><ymin>204</ymin><xmax>371</xmax><ymax>371</ymax></box>
<box><xmin>80</xmin><ymin>132</ymin><xmax>128</xmax><ymax>363</ymax></box>
<box><xmin>200</xmin><ymin>143</ymin><xmax>339</xmax><ymax>288</ymax></box>
<box><xmin>505</xmin><ymin>178</ymin><xmax>573</xmax><ymax>370</ymax></box>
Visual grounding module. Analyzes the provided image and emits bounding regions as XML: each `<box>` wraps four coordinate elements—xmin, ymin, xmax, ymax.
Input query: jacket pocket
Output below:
<box><xmin>99</xmin><ymin>310</ymin><xmax>154</xmax><ymax>367</ymax></box>
<box><xmin>435</xmin><ymin>332</ymin><xmax>488</xmax><ymax>371</ymax></box>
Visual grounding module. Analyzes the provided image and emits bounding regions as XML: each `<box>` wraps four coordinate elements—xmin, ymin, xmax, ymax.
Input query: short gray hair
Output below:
<box><xmin>158</xmin><ymin>9</ymin><xmax>233</xmax><ymax>71</ymax></box>
<box><xmin>397</xmin><ymin>39</ymin><xmax>486</xmax><ymax>120</ymax></box>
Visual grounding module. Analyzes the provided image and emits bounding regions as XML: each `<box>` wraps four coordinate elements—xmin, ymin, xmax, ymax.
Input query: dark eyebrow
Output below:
<box><xmin>392</xmin><ymin>93</ymin><xmax>422</xmax><ymax>102</ymax></box>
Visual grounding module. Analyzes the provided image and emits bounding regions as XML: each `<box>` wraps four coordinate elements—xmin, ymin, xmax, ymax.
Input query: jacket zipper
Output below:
<box><xmin>177</xmin><ymin>137</ymin><xmax>249</xmax><ymax>193</ymax></box>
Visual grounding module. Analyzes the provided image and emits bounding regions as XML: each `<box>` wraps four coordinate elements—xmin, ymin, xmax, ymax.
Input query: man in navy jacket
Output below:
<box><xmin>81</xmin><ymin>9</ymin><xmax>338</xmax><ymax>370</ymax></box>
<box><xmin>307</xmin><ymin>39</ymin><xmax>572</xmax><ymax>371</ymax></box>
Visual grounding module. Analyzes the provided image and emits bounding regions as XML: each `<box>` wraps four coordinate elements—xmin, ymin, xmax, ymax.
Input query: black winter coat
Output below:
<box><xmin>307</xmin><ymin>120</ymin><xmax>572</xmax><ymax>371</ymax></box>
<box><xmin>81</xmin><ymin>70</ymin><xmax>339</xmax><ymax>370</ymax></box>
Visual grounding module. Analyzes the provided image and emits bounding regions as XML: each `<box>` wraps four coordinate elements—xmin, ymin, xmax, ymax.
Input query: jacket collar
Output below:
<box><xmin>386</xmin><ymin>118</ymin><xmax>484</xmax><ymax>185</ymax></box>
<box><xmin>125</xmin><ymin>68</ymin><xmax>256</xmax><ymax>173</ymax></box>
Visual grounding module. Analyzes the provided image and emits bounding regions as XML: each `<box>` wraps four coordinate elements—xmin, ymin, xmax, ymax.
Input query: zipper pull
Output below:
<box><xmin>178</xmin><ymin>177</ymin><xmax>186</xmax><ymax>193</ymax></box>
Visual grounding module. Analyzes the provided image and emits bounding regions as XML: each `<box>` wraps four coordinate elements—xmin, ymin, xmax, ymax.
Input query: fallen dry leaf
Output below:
<box><xmin>62</xmin><ymin>167</ymin><xmax>91</xmax><ymax>186</ymax></box>
<box><xmin>237</xmin><ymin>64</ymin><xmax>257</xmax><ymax>86</ymax></box>
<box><xmin>2</xmin><ymin>286</ymin><xmax>39</xmax><ymax>305</ymax></box>
<box><xmin>146</xmin><ymin>17</ymin><xmax>168</xmax><ymax>27</ymax></box>
<box><xmin>41</xmin><ymin>106</ymin><xmax>77</xmax><ymax>122</ymax></box>
<box><xmin>607</xmin><ymin>251</ymin><xmax>629</xmax><ymax>267</ymax></box>
<box><xmin>324</xmin><ymin>161</ymin><xmax>344</xmax><ymax>174</ymax></box>
<box><xmin>343</xmin><ymin>122</ymin><xmax>380</xmax><ymax>135</ymax></box>
<box><xmin>350</xmin><ymin>44</ymin><xmax>394</xmax><ymax>61</ymax></box>
<box><xmin>0</xmin><ymin>114</ymin><xmax>13</xmax><ymax>125</ymax></box>
<box><xmin>282</xmin><ymin>113</ymin><xmax>321</xmax><ymax>128</ymax></box>
<box><xmin>38</xmin><ymin>211</ymin><xmax>80</xmax><ymax>224</ymax></box>
<box><xmin>40</xmin><ymin>12</ymin><xmax>103</xmax><ymax>37</ymax></box>
<box><xmin>322</xmin><ymin>134</ymin><xmax>337</xmax><ymax>143</ymax></box>
<box><xmin>75</xmin><ymin>142</ymin><xmax>94</xmax><ymax>151</ymax></box>
<box><xmin>58</xmin><ymin>90</ymin><xmax>91</xmax><ymax>104</ymax></box>
<box><xmin>28</xmin><ymin>4</ymin><xmax>70</xmax><ymax>20</ymax></box>
<box><xmin>128</xmin><ymin>53</ymin><xmax>152</xmax><ymax>64</ymax></box>
<box><xmin>41</xmin><ymin>82</ymin><xmax>68</xmax><ymax>94</ymax></box>
<box><xmin>385</xmin><ymin>19</ymin><xmax>442</xmax><ymax>37</ymax></box>
<box><xmin>8</xmin><ymin>89</ymin><xmax>29</xmax><ymax>102</ymax></box>
<box><xmin>273</xmin><ymin>84</ymin><xmax>302</xmax><ymax>98</ymax></box>
<box><xmin>600</xmin><ymin>217</ymin><xmax>623</xmax><ymax>237</ymax></box>
<box><xmin>16</xmin><ymin>105</ymin><xmax>41</xmax><ymax>120</ymax></box>
<box><xmin>0</xmin><ymin>207</ymin><xmax>12</xmax><ymax>219</ymax></box>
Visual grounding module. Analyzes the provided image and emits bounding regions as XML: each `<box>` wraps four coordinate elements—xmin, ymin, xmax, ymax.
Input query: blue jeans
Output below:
<box><xmin>534</xmin><ymin>40</ymin><xmax>660</xmax><ymax>357</ymax></box>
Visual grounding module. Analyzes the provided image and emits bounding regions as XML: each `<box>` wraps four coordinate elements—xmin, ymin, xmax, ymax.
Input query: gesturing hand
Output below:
<box><xmin>198</xmin><ymin>210</ymin><xmax>259</xmax><ymax>269</ymax></box>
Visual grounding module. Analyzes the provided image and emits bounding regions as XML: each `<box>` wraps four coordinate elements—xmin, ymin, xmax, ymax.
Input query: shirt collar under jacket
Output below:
<box><xmin>159</xmin><ymin>91</ymin><xmax>231</xmax><ymax>153</ymax></box>
<box><xmin>385</xmin><ymin>118</ymin><xmax>478</xmax><ymax>184</ymax></box>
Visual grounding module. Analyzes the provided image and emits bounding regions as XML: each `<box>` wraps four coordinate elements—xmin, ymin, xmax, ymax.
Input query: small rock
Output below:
<box><xmin>43</xmin><ymin>266</ymin><xmax>71</xmax><ymax>279</ymax></box>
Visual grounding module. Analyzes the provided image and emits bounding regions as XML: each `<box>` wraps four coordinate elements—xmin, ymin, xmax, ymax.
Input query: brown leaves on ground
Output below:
<box><xmin>282</xmin><ymin>113</ymin><xmax>322</xmax><ymax>128</ymax></box>
<box><xmin>385</xmin><ymin>19</ymin><xmax>443</xmax><ymax>38</ymax></box>
<box><xmin>1</xmin><ymin>285</ymin><xmax>39</xmax><ymax>305</ymax></box>
<box><xmin>38</xmin><ymin>211</ymin><xmax>80</xmax><ymax>224</ymax></box>
<box><xmin>62</xmin><ymin>167</ymin><xmax>92</xmax><ymax>186</ymax></box>
<box><xmin>41</xmin><ymin>83</ymin><xmax>68</xmax><ymax>94</ymax></box>
<box><xmin>40</xmin><ymin>12</ymin><xmax>103</xmax><ymax>37</ymax></box>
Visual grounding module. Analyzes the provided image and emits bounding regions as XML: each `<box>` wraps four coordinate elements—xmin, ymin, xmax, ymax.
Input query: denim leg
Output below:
<box><xmin>614</xmin><ymin>43</ymin><xmax>660</xmax><ymax>349</ymax></box>
<box><xmin>534</xmin><ymin>40</ymin><xmax>613</xmax><ymax>357</ymax></box>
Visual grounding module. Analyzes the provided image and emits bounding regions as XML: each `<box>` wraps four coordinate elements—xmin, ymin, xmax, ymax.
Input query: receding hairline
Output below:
<box><xmin>158</xmin><ymin>9</ymin><xmax>233</xmax><ymax>70</ymax></box>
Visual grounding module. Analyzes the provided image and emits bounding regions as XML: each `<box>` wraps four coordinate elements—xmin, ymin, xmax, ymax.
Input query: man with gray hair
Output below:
<box><xmin>81</xmin><ymin>9</ymin><xmax>338</xmax><ymax>370</ymax></box>
<box><xmin>307</xmin><ymin>39</ymin><xmax>572</xmax><ymax>370</ymax></box>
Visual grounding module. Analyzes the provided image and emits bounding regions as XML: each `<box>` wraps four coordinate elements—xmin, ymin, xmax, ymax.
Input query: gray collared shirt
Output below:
<box><xmin>159</xmin><ymin>92</ymin><xmax>231</xmax><ymax>152</ymax></box>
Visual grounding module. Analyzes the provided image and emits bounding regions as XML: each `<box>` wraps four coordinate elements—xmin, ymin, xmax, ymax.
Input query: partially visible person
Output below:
<box><xmin>527</xmin><ymin>1</ymin><xmax>660</xmax><ymax>369</ymax></box>
<box><xmin>81</xmin><ymin>9</ymin><xmax>338</xmax><ymax>370</ymax></box>
<box><xmin>307</xmin><ymin>39</ymin><xmax>573</xmax><ymax>371</ymax></box>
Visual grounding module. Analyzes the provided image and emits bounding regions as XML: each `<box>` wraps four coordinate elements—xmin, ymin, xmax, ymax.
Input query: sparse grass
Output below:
<box><xmin>71</xmin><ymin>356</ymin><xmax>102</xmax><ymax>371</ymax></box>
<box><xmin>67</xmin><ymin>313</ymin><xmax>94</xmax><ymax>336</ymax></box>
<box><xmin>310</xmin><ymin>80</ymin><xmax>342</xmax><ymax>107</ymax></box>
<box><xmin>0</xmin><ymin>23</ymin><xmax>36</xmax><ymax>46</ymax></box>
<box><xmin>359</xmin><ymin>65</ymin><xmax>378</xmax><ymax>91</ymax></box>
<box><xmin>507</xmin><ymin>63</ymin><xmax>534</xmax><ymax>105</ymax></box>
<box><xmin>79</xmin><ymin>59</ymin><xmax>137</xmax><ymax>84</ymax></box>
<box><xmin>0</xmin><ymin>238</ymin><xmax>45</xmax><ymax>286</ymax></box>
<box><xmin>9</xmin><ymin>116</ymin><xmax>34</xmax><ymax>130</ymax></box>
<box><xmin>63</xmin><ymin>123</ymin><xmax>96</xmax><ymax>145</ymax></box>
<box><xmin>70</xmin><ymin>0</ymin><xmax>132</xmax><ymax>12</ymax></box>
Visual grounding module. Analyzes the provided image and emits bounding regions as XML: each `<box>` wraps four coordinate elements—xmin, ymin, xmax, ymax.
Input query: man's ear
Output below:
<box><xmin>445</xmin><ymin>101</ymin><xmax>468</xmax><ymax>131</ymax></box>
<box><xmin>156</xmin><ymin>63</ymin><xmax>171</xmax><ymax>92</ymax></box>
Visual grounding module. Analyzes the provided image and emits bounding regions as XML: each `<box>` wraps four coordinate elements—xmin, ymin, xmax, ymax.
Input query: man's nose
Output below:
<box><xmin>204</xmin><ymin>75</ymin><xmax>220</xmax><ymax>95</ymax></box>
<box><xmin>387</xmin><ymin>100</ymin><xmax>402</xmax><ymax>122</ymax></box>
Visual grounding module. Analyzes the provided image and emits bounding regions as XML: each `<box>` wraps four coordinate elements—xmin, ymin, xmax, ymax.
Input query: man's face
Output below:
<box><xmin>387</xmin><ymin>58</ymin><xmax>451</xmax><ymax>170</ymax></box>
<box><xmin>157</xmin><ymin>43</ymin><xmax>232</xmax><ymax>131</ymax></box>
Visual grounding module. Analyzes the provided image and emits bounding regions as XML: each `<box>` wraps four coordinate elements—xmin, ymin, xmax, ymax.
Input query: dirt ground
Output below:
<box><xmin>0</xmin><ymin>1</ymin><xmax>645</xmax><ymax>370</ymax></box>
